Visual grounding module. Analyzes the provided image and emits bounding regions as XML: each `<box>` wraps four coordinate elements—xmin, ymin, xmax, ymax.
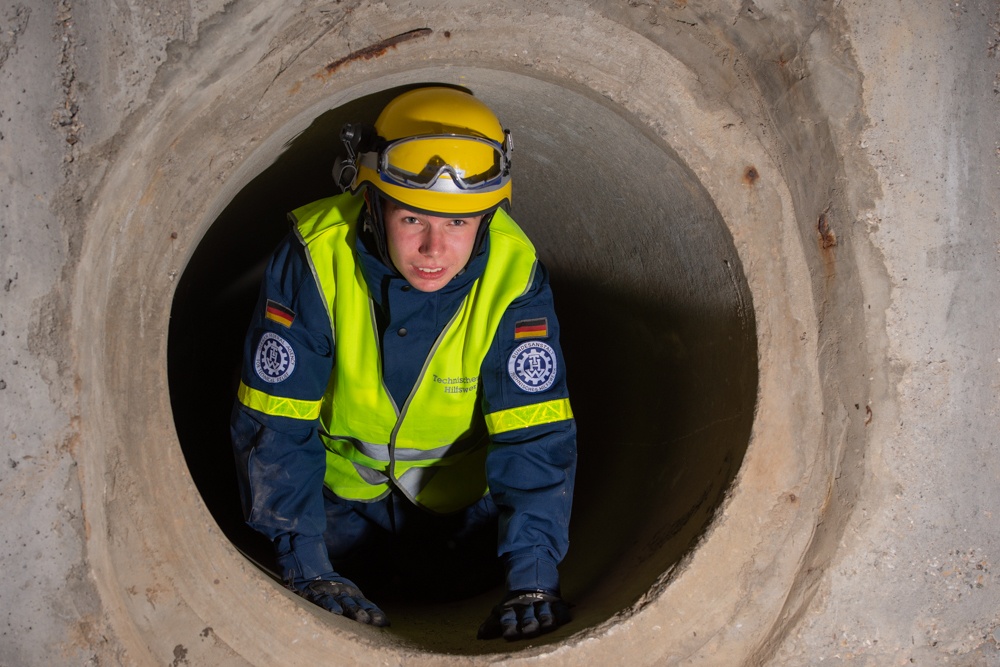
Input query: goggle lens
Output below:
<box><xmin>376</xmin><ymin>134</ymin><xmax>510</xmax><ymax>192</ymax></box>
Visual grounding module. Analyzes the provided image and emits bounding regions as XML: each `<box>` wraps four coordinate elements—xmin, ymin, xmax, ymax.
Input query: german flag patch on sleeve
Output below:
<box><xmin>514</xmin><ymin>317</ymin><xmax>548</xmax><ymax>339</ymax></box>
<box><xmin>264</xmin><ymin>300</ymin><xmax>295</xmax><ymax>328</ymax></box>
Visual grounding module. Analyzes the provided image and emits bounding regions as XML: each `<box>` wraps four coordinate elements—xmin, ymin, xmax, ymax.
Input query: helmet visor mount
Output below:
<box><xmin>360</xmin><ymin>132</ymin><xmax>512</xmax><ymax>195</ymax></box>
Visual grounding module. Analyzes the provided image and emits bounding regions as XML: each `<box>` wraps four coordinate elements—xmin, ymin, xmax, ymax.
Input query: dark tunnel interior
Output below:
<box><xmin>167</xmin><ymin>78</ymin><xmax>758</xmax><ymax>652</ymax></box>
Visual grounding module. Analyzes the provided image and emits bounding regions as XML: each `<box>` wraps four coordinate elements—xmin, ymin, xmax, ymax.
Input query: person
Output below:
<box><xmin>230</xmin><ymin>86</ymin><xmax>577</xmax><ymax>640</ymax></box>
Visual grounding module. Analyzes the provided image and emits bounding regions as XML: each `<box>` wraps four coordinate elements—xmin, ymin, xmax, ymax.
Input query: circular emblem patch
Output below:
<box><xmin>508</xmin><ymin>341</ymin><xmax>557</xmax><ymax>393</ymax></box>
<box><xmin>254</xmin><ymin>332</ymin><xmax>296</xmax><ymax>383</ymax></box>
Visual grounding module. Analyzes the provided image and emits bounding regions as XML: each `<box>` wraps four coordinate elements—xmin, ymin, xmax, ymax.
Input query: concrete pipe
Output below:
<box><xmin>3</xmin><ymin>0</ymin><xmax>999</xmax><ymax>665</ymax></box>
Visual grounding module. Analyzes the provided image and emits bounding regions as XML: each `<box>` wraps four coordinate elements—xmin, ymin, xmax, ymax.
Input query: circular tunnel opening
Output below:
<box><xmin>167</xmin><ymin>73</ymin><xmax>757</xmax><ymax>653</ymax></box>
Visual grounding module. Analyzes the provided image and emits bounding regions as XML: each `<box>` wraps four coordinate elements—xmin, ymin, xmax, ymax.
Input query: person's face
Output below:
<box><xmin>383</xmin><ymin>200</ymin><xmax>483</xmax><ymax>292</ymax></box>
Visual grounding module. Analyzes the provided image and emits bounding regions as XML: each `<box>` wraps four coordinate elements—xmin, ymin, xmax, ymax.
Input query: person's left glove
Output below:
<box><xmin>477</xmin><ymin>589</ymin><xmax>571</xmax><ymax>640</ymax></box>
<box><xmin>290</xmin><ymin>575</ymin><xmax>390</xmax><ymax>627</ymax></box>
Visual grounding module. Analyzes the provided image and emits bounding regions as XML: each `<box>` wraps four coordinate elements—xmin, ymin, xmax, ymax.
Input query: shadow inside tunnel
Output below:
<box><xmin>168</xmin><ymin>258</ymin><xmax>754</xmax><ymax>652</ymax></box>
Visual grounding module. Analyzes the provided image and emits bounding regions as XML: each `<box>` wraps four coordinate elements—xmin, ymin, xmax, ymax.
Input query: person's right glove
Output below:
<box><xmin>274</xmin><ymin>533</ymin><xmax>389</xmax><ymax>627</ymax></box>
<box><xmin>477</xmin><ymin>589</ymin><xmax>571</xmax><ymax>640</ymax></box>
<box><xmin>289</xmin><ymin>575</ymin><xmax>390</xmax><ymax>627</ymax></box>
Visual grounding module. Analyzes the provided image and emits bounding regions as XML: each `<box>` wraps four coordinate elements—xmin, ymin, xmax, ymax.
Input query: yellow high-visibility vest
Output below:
<box><xmin>293</xmin><ymin>193</ymin><xmax>540</xmax><ymax>513</ymax></box>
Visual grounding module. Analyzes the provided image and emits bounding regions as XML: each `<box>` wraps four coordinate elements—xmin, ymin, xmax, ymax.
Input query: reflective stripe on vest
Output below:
<box><xmin>292</xmin><ymin>192</ymin><xmax>542</xmax><ymax>513</ymax></box>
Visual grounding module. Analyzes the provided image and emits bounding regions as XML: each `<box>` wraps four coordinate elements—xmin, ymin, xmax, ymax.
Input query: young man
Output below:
<box><xmin>231</xmin><ymin>87</ymin><xmax>576</xmax><ymax>640</ymax></box>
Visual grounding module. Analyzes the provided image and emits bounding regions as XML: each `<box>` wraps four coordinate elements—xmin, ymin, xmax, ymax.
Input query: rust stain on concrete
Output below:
<box><xmin>316</xmin><ymin>28</ymin><xmax>433</xmax><ymax>79</ymax></box>
<box><xmin>818</xmin><ymin>210</ymin><xmax>837</xmax><ymax>249</ymax></box>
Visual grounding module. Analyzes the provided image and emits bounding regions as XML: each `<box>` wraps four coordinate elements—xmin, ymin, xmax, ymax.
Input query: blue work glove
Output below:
<box><xmin>289</xmin><ymin>574</ymin><xmax>390</xmax><ymax>627</ymax></box>
<box><xmin>477</xmin><ymin>589</ymin><xmax>571</xmax><ymax>640</ymax></box>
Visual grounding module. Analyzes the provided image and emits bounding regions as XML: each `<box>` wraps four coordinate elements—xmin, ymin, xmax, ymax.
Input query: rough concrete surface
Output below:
<box><xmin>0</xmin><ymin>0</ymin><xmax>998</xmax><ymax>665</ymax></box>
<box><xmin>774</xmin><ymin>1</ymin><xmax>1000</xmax><ymax>664</ymax></box>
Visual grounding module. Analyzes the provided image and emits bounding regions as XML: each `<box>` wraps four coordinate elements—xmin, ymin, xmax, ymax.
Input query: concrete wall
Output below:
<box><xmin>1</xmin><ymin>0</ymin><xmax>997</xmax><ymax>665</ymax></box>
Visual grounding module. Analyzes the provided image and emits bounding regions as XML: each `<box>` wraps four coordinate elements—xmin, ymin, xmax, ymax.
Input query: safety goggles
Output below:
<box><xmin>359</xmin><ymin>132</ymin><xmax>512</xmax><ymax>193</ymax></box>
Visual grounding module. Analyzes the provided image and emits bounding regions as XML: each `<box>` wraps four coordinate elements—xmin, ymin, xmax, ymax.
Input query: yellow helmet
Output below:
<box><xmin>345</xmin><ymin>87</ymin><xmax>512</xmax><ymax>216</ymax></box>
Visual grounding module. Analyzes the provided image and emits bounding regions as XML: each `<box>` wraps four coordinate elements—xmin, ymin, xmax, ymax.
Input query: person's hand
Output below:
<box><xmin>290</xmin><ymin>575</ymin><xmax>390</xmax><ymax>627</ymax></box>
<box><xmin>477</xmin><ymin>589</ymin><xmax>571</xmax><ymax>640</ymax></box>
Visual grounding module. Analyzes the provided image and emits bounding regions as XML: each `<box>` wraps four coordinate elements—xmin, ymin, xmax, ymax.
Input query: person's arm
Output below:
<box><xmin>230</xmin><ymin>232</ymin><xmax>387</xmax><ymax>626</ymax></box>
<box><xmin>478</xmin><ymin>262</ymin><xmax>577</xmax><ymax>640</ymax></box>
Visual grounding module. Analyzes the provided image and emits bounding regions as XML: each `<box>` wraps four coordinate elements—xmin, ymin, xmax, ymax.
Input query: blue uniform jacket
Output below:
<box><xmin>231</xmin><ymin>206</ymin><xmax>577</xmax><ymax>593</ymax></box>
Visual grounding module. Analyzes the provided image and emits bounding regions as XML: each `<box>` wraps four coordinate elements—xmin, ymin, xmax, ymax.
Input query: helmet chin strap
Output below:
<box><xmin>469</xmin><ymin>210</ymin><xmax>495</xmax><ymax>266</ymax></box>
<box><xmin>361</xmin><ymin>188</ymin><xmax>393</xmax><ymax>271</ymax></box>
